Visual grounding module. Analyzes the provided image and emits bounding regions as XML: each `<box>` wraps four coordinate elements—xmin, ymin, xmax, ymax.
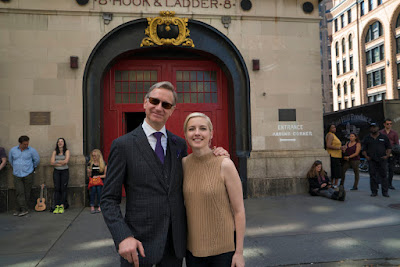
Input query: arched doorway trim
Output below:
<box><xmin>83</xmin><ymin>18</ymin><xmax>251</xmax><ymax>194</ymax></box>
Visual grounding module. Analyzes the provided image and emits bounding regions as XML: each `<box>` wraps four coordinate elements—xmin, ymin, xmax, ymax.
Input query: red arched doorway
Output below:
<box><xmin>102</xmin><ymin>59</ymin><xmax>231</xmax><ymax>162</ymax></box>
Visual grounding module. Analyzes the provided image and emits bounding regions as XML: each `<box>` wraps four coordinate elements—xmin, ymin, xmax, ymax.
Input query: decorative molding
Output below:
<box><xmin>140</xmin><ymin>11</ymin><xmax>194</xmax><ymax>48</ymax></box>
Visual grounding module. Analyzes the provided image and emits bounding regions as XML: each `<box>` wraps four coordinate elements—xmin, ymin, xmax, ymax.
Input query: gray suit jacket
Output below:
<box><xmin>101</xmin><ymin>125</ymin><xmax>188</xmax><ymax>265</ymax></box>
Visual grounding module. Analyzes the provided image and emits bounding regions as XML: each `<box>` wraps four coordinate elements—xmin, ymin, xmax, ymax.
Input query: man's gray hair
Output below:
<box><xmin>145</xmin><ymin>81</ymin><xmax>178</xmax><ymax>105</ymax></box>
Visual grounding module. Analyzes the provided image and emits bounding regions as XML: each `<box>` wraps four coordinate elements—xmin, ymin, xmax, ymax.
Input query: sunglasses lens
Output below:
<box><xmin>149</xmin><ymin>97</ymin><xmax>160</xmax><ymax>105</ymax></box>
<box><xmin>162</xmin><ymin>103</ymin><xmax>173</xmax><ymax>109</ymax></box>
<box><xmin>148</xmin><ymin>97</ymin><xmax>173</xmax><ymax>109</ymax></box>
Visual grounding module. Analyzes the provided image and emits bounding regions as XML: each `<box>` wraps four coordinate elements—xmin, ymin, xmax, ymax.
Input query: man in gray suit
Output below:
<box><xmin>101</xmin><ymin>81</ymin><xmax>227</xmax><ymax>266</ymax></box>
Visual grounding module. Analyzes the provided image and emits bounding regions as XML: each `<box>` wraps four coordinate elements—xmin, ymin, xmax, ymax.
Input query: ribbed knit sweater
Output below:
<box><xmin>183</xmin><ymin>152</ymin><xmax>235</xmax><ymax>257</ymax></box>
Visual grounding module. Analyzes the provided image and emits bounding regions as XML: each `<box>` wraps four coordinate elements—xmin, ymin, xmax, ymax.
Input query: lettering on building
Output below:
<box><xmin>272</xmin><ymin>124</ymin><xmax>313</xmax><ymax>138</ymax></box>
<box><xmin>94</xmin><ymin>0</ymin><xmax>235</xmax><ymax>9</ymax></box>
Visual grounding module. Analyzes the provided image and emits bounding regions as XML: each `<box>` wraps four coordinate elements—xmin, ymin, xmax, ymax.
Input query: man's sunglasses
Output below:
<box><xmin>148</xmin><ymin>97</ymin><xmax>174</xmax><ymax>110</ymax></box>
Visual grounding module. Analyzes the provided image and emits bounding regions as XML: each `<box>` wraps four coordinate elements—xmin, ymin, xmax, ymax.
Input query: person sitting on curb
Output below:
<box><xmin>307</xmin><ymin>160</ymin><xmax>345</xmax><ymax>201</ymax></box>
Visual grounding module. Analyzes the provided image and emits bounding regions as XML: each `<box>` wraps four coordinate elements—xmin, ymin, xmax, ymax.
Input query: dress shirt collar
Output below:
<box><xmin>142</xmin><ymin>119</ymin><xmax>167</xmax><ymax>138</ymax></box>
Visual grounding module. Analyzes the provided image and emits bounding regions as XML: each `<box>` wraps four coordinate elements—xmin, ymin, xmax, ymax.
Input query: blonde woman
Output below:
<box><xmin>87</xmin><ymin>149</ymin><xmax>107</xmax><ymax>214</ymax></box>
<box><xmin>325</xmin><ymin>124</ymin><xmax>343</xmax><ymax>187</ymax></box>
<box><xmin>182</xmin><ymin>112</ymin><xmax>245</xmax><ymax>267</ymax></box>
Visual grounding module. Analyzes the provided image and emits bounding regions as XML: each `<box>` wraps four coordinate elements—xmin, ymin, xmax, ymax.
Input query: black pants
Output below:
<box><xmin>53</xmin><ymin>169</ymin><xmax>69</xmax><ymax>206</ymax></box>
<box><xmin>186</xmin><ymin>250</ymin><xmax>234</xmax><ymax>267</ymax></box>
<box><xmin>369</xmin><ymin>160</ymin><xmax>388</xmax><ymax>195</ymax></box>
<box><xmin>388</xmin><ymin>156</ymin><xmax>394</xmax><ymax>186</ymax></box>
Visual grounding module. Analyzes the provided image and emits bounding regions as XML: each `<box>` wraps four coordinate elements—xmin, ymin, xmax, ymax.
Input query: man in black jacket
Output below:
<box><xmin>362</xmin><ymin>123</ymin><xmax>391</xmax><ymax>197</ymax></box>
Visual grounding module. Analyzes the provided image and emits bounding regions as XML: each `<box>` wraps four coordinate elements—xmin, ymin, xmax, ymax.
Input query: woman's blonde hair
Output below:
<box><xmin>89</xmin><ymin>149</ymin><xmax>106</xmax><ymax>173</ymax></box>
<box><xmin>183</xmin><ymin>112</ymin><xmax>214</xmax><ymax>133</ymax></box>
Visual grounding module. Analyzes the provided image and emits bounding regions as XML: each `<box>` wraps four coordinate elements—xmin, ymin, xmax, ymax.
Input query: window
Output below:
<box><xmin>350</xmin><ymin>79</ymin><xmax>354</xmax><ymax>92</ymax></box>
<box><xmin>337</xmin><ymin>61</ymin><xmax>340</xmax><ymax>75</ymax></box>
<box><xmin>367</xmin><ymin>69</ymin><xmax>385</xmax><ymax>88</ymax></box>
<box><xmin>368</xmin><ymin>0</ymin><xmax>373</xmax><ymax>11</ymax></box>
<box><xmin>342</xmin><ymin>38</ymin><xmax>345</xmax><ymax>53</ymax></box>
<box><xmin>328</xmin><ymin>60</ymin><xmax>332</xmax><ymax>70</ymax></box>
<box><xmin>360</xmin><ymin>1</ymin><xmax>365</xmax><ymax>16</ymax></box>
<box><xmin>352</xmin><ymin>99</ymin><xmax>355</xmax><ymax>106</ymax></box>
<box><xmin>344</xmin><ymin>81</ymin><xmax>348</xmax><ymax>94</ymax></box>
<box><xmin>337</xmin><ymin>84</ymin><xmax>341</xmax><ymax>96</ymax></box>
<box><xmin>345</xmin><ymin>101</ymin><xmax>348</xmax><ymax>108</ymax></box>
<box><xmin>397</xmin><ymin>14</ymin><xmax>400</xmax><ymax>28</ymax></box>
<box><xmin>350</xmin><ymin>56</ymin><xmax>353</xmax><ymax>70</ymax></box>
<box><xmin>341</xmin><ymin>14</ymin><xmax>345</xmax><ymax>28</ymax></box>
<box><xmin>335</xmin><ymin>42</ymin><xmax>339</xmax><ymax>56</ymax></box>
<box><xmin>377</xmin><ymin>0</ymin><xmax>382</xmax><ymax>5</ymax></box>
<box><xmin>347</xmin><ymin>9</ymin><xmax>352</xmax><ymax>24</ymax></box>
<box><xmin>365</xmin><ymin>21</ymin><xmax>383</xmax><ymax>43</ymax></box>
<box><xmin>398</xmin><ymin>62</ymin><xmax>400</xmax><ymax>80</ymax></box>
<box><xmin>329</xmin><ymin>75</ymin><xmax>333</xmax><ymax>83</ymax></box>
<box><xmin>343</xmin><ymin>58</ymin><xmax>347</xmax><ymax>73</ymax></box>
<box><xmin>396</xmin><ymin>37</ymin><xmax>400</xmax><ymax>54</ymax></box>
<box><xmin>114</xmin><ymin>70</ymin><xmax>157</xmax><ymax>104</ymax></box>
<box><xmin>338</xmin><ymin>102</ymin><xmax>342</xmax><ymax>109</ymax></box>
<box><xmin>366</xmin><ymin>44</ymin><xmax>384</xmax><ymax>65</ymax></box>
<box><xmin>334</xmin><ymin>19</ymin><xmax>338</xmax><ymax>32</ymax></box>
<box><xmin>349</xmin><ymin>34</ymin><xmax>353</xmax><ymax>50</ymax></box>
<box><xmin>176</xmin><ymin>71</ymin><xmax>218</xmax><ymax>103</ymax></box>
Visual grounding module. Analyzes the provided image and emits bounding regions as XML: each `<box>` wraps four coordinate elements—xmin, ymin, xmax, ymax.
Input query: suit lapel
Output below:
<box><xmin>132</xmin><ymin>126</ymin><xmax>168</xmax><ymax>190</ymax></box>
<box><xmin>167</xmin><ymin>131</ymin><xmax>178</xmax><ymax>193</ymax></box>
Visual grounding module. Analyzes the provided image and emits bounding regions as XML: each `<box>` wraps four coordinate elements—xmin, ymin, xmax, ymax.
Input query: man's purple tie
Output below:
<box><xmin>153</xmin><ymin>132</ymin><xmax>164</xmax><ymax>164</ymax></box>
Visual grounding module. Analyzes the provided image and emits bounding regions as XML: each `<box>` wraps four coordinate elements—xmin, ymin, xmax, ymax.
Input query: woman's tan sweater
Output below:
<box><xmin>183</xmin><ymin>152</ymin><xmax>235</xmax><ymax>257</ymax></box>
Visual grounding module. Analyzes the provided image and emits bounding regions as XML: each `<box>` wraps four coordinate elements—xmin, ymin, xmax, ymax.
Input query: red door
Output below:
<box><xmin>102</xmin><ymin>59</ymin><xmax>230</xmax><ymax>162</ymax></box>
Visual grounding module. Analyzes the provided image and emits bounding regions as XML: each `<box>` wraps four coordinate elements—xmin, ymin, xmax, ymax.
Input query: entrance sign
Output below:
<box><xmin>141</xmin><ymin>11</ymin><xmax>194</xmax><ymax>47</ymax></box>
<box><xmin>272</xmin><ymin>124</ymin><xmax>313</xmax><ymax>138</ymax></box>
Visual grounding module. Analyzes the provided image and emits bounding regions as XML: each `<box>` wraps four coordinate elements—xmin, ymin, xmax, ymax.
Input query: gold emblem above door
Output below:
<box><xmin>140</xmin><ymin>11</ymin><xmax>195</xmax><ymax>48</ymax></box>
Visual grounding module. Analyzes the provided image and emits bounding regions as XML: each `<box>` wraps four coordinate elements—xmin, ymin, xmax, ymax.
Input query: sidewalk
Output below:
<box><xmin>0</xmin><ymin>173</ymin><xmax>399</xmax><ymax>267</ymax></box>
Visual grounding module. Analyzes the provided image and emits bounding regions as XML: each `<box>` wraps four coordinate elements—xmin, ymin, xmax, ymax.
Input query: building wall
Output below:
<box><xmin>0</xmin><ymin>0</ymin><xmax>329</xmax><ymax>209</ymax></box>
<box><xmin>330</xmin><ymin>0</ymin><xmax>400</xmax><ymax>111</ymax></box>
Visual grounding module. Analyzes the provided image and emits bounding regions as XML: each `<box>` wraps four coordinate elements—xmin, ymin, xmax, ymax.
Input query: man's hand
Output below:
<box><xmin>381</xmin><ymin>155</ymin><xmax>389</xmax><ymax>160</ymax></box>
<box><xmin>118</xmin><ymin>237</ymin><xmax>145</xmax><ymax>266</ymax></box>
<box><xmin>321</xmin><ymin>183</ymin><xmax>327</xmax><ymax>188</ymax></box>
<box><xmin>212</xmin><ymin>146</ymin><xmax>230</xmax><ymax>157</ymax></box>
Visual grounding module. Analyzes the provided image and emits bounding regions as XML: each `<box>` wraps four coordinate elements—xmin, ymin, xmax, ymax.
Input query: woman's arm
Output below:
<box><xmin>61</xmin><ymin>150</ymin><xmax>70</xmax><ymax>165</ymax></box>
<box><xmin>50</xmin><ymin>151</ymin><xmax>62</xmax><ymax>167</ymax></box>
<box><xmin>325</xmin><ymin>134</ymin><xmax>339</xmax><ymax>150</ymax></box>
<box><xmin>100</xmin><ymin>165</ymin><xmax>107</xmax><ymax>179</ymax></box>
<box><xmin>0</xmin><ymin>157</ymin><xmax>6</xmax><ymax>171</ymax></box>
<box><xmin>221</xmin><ymin>158</ymin><xmax>245</xmax><ymax>267</ymax></box>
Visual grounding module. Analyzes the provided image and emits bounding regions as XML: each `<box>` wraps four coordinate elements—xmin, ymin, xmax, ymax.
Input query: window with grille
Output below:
<box><xmin>114</xmin><ymin>70</ymin><xmax>158</xmax><ymax>104</ymax></box>
<box><xmin>176</xmin><ymin>71</ymin><xmax>218</xmax><ymax>104</ymax></box>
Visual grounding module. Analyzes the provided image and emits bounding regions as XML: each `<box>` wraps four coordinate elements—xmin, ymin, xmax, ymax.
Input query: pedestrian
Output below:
<box><xmin>325</xmin><ymin>124</ymin><xmax>343</xmax><ymax>188</ymax></box>
<box><xmin>101</xmin><ymin>81</ymin><xmax>228</xmax><ymax>266</ymax></box>
<box><xmin>87</xmin><ymin>149</ymin><xmax>106</xmax><ymax>214</ymax></box>
<box><xmin>50</xmin><ymin>138</ymin><xmax>70</xmax><ymax>214</ymax></box>
<box><xmin>362</xmin><ymin>123</ymin><xmax>391</xmax><ymax>197</ymax></box>
<box><xmin>183</xmin><ymin>112</ymin><xmax>245</xmax><ymax>267</ymax></box>
<box><xmin>0</xmin><ymin>146</ymin><xmax>6</xmax><ymax>172</ymax></box>
<box><xmin>341</xmin><ymin>133</ymin><xmax>361</xmax><ymax>190</ymax></box>
<box><xmin>379</xmin><ymin>118</ymin><xmax>398</xmax><ymax>190</ymax></box>
<box><xmin>9</xmin><ymin>136</ymin><xmax>40</xmax><ymax>216</ymax></box>
<box><xmin>307</xmin><ymin>160</ymin><xmax>345</xmax><ymax>201</ymax></box>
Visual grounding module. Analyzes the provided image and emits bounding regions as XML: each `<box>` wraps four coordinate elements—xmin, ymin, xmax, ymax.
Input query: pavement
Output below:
<box><xmin>1</xmin><ymin>172</ymin><xmax>400</xmax><ymax>267</ymax></box>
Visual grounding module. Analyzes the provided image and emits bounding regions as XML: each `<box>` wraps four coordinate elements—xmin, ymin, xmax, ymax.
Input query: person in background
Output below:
<box><xmin>362</xmin><ymin>123</ymin><xmax>391</xmax><ymax>197</ymax></box>
<box><xmin>9</xmin><ymin>136</ymin><xmax>40</xmax><ymax>217</ymax></box>
<box><xmin>87</xmin><ymin>149</ymin><xmax>106</xmax><ymax>214</ymax></box>
<box><xmin>341</xmin><ymin>133</ymin><xmax>361</xmax><ymax>190</ymax></box>
<box><xmin>307</xmin><ymin>160</ymin><xmax>345</xmax><ymax>201</ymax></box>
<box><xmin>325</xmin><ymin>124</ymin><xmax>343</xmax><ymax>188</ymax></box>
<box><xmin>0</xmin><ymin>146</ymin><xmax>6</xmax><ymax>171</ymax></box>
<box><xmin>182</xmin><ymin>112</ymin><xmax>245</xmax><ymax>267</ymax></box>
<box><xmin>380</xmin><ymin>118</ymin><xmax>399</xmax><ymax>190</ymax></box>
<box><xmin>50</xmin><ymin>138</ymin><xmax>70</xmax><ymax>214</ymax></box>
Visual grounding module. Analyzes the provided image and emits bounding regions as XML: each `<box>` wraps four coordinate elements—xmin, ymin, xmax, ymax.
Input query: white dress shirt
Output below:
<box><xmin>142</xmin><ymin>120</ymin><xmax>167</xmax><ymax>156</ymax></box>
